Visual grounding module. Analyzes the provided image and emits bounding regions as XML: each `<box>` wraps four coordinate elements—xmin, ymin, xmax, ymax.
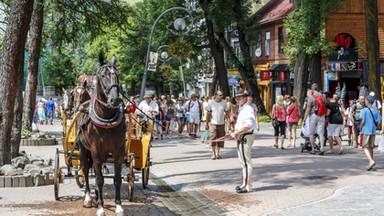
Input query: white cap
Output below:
<box><xmin>369</xmin><ymin>91</ymin><xmax>375</xmax><ymax>97</ymax></box>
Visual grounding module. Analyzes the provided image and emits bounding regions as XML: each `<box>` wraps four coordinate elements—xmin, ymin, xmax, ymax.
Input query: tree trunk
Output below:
<box><xmin>23</xmin><ymin>0</ymin><xmax>44</xmax><ymax>131</ymax></box>
<box><xmin>11</xmin><ymin>60</ymin><xmax>24</xmax><ymax>158</ymax></box>
<box><xmin>216</xmin><ymin>32</ymin><xmax>267</xmax><ymax>115</ymax></box>
<box><xmin>236</xmin><ymin>22</ymin><xmax>266</xmax><ymax>115</ymax></box>
<box><xmin>308</xmin><ymin>52</ymin><xmax>322</xmax><ymax>90</ymax></box>
<box><xmin>0</xmin><ymin>0</ymin><xmax>34</xmax><ymax>165</ymax></box>
<box><xmin>206</xmin><ymin>19</ymin><xmax>230</xmax><ymax>97</ymax></box>
<box><xmin>293</xmin><ymin>52</ymin><xmax>310</xmax><ymax>115</ymax></box>
<box><xmin>364</xmin><ymin>0</ymin><xmax>380</xmax><ymax>98</ymax></box>
<box><xmin>209</xmin><ymin>71</ymin><xmax>218</xmax><ymax>96</ymax></box>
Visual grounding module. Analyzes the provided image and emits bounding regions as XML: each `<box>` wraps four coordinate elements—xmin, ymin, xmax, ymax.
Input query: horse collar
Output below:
<box><xmin>89</xmin><ymin>95</ymin><xmax>124</xmax><ymax>129</ymax></box>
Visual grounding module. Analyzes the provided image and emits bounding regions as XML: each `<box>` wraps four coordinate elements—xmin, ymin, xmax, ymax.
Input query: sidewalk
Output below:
<box><xmin>4</xmin><ymin>120</ymin><xmax>384</xmax><ymax>215</ymax></box>
<box><xmin>150</xmin><ymin>123</ymin><xmax>384</xmax><ymax>215</ymax></box>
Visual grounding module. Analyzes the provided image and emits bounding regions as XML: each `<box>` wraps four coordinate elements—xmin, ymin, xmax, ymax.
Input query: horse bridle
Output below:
<box><xmin>98</xmin><ymin>65</ymin><xmax>120</xmax><ymax>96</ymax></box>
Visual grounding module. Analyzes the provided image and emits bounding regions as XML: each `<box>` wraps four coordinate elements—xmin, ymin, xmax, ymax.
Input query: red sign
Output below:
<box><xmin>279</xmin><ymin>71</ymin><xmax>286</xmax><ymax>81</ymax></box>
<box><xmin>260</xmin><ymin>70</ymin><xmax>270</xmax><ymax>81</ymax></box>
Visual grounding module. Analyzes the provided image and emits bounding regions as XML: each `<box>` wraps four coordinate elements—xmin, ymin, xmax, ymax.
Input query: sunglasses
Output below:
<box><xmin>217</xmin><ymin>94</ymin><xmax>223</xmax><ymax>96</ymax></box>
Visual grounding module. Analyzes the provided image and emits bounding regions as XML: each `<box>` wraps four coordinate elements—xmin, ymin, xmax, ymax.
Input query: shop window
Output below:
<box><xmin>256</xmin><ymin>32</ymin><xmax>262</xmax><ymax>50</ymax></box>
<box><xmin>265</xmin><ymin>31</ymin><xmax>270</xmax><ymax>57</ymax></box>
<box><xmin>233</xmin><ymin>41</ymin><xmax>242</xmax><ymax>61</ymax></box>
<box><xmin>278</xmin><ymin>26</ymin><xmax>284</xmax><ymax>53</ymax></box>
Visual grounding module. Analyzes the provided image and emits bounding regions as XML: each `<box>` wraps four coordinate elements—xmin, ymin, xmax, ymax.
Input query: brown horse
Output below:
<box><xmin>76</xmin><ymin>54</ymin><xmax>126</xmax><ymax>216</ymax></box>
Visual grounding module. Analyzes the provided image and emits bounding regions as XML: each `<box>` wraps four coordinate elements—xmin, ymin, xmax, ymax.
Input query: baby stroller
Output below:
<box><xmin>300</xmin><ymin>131</ymin><xmax>321</xmax><ymax>153</ymax></box>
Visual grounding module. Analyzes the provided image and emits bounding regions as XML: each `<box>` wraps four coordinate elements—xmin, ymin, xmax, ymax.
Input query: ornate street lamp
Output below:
<box><xmin>139</xmin><ymin>1</ymin><xmax>196</xmax><ymax>101</ymax></box>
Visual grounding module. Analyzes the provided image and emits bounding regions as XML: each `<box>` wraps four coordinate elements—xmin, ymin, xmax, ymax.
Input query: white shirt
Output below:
<box><xmin>235</xmin><ymin>104</ymin><xmax>256</xmax><ymax>132</ymax></box>
<box><xmin>188</xmin><ymin>100</ymin><xmax>200</xmax><ymax>114</ymax></box>
<box><xmin>137</xmin><ymin>100</ymin><xmax>159</xmax><ymax>116</ymax></box>
<box><xmin>175</xmin><ymin>103</ymin><xmax>186</xmax><ymax>118</ymax></box>
<box><xmin>206</xmin><ymin>100</ymin><xmax>227</xmax><ymax>125</ymax></box>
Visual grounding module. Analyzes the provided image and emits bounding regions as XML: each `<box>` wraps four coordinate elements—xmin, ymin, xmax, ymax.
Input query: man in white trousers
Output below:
<box><xmin>230</xmin><ymin>90</ymin><xmax>256</xmax><ymax>193</ymax></box>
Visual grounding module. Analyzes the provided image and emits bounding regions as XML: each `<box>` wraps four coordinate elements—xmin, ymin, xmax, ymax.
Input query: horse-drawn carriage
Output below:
<box><xmin>55</xmin><ymin>54</ymin><xmax>152</xmax><ymax>215</ymax></box>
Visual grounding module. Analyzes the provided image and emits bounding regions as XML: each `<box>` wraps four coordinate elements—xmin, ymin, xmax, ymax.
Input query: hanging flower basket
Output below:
<box><xmin>167</xmin><ymin>38</ymin><xmax>192</xmax><ymax>60</ymax></box>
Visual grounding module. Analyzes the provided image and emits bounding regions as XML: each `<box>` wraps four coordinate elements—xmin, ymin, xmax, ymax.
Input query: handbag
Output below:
<box><xmin>272</xmin><ymin>118</ymin><xmax>280</xmax><ymax>127</ymax></box>
<box><xmin>201</xmin><ymin>130</ymin><xmax>209</xmax><ymax>144</ymax></box>
<box><xmin>272</xmin><ymin>105</ymin><xmax>280</xmax><ymax>127</ymax></box>
<box><xmin>379</xmin><ymin>135</ymin><xmax>384</xmax><ymax>153</ymax></box>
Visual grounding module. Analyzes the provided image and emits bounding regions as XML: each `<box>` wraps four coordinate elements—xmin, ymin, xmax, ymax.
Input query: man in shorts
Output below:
<box><xmin>359</xmin><ymin>95</ymin><xmax>382</xmax><ymax>171</ymax></box>
<box><xmin>303</xmin><ymin>83</ymin><xmax>326</xmax><ymax>155</ymax></box>
<box><xmin>350</xmin><ymin>95</ymin><xmax>365</xmax><ymax>148</ymax></box>
<box><xmin>205</xmin><ymin>91</ymin><xmax>228</xmax><ymax>160</ymax></box>
<box><xmin>187</xmin><ymin>94</ymin><xmax>203</xmax><ymax>138</ymax></box>
<box><xmin>325</xmin><ymin>94</ymin><xmax>345</xmax><ymax>154</ymax></box>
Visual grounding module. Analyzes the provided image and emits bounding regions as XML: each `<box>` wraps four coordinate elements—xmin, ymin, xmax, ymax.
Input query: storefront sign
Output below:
<box><xmin>326</xmin><ymin>61</ymin><xmax>363</xmax><ymax>71</ymax></box>
<box><xmin>329</xmin><ymin>33</ymin><xmax>358</xmax><ymax>61</ymax></box>
<box><xmin>259</xmin><ymin>70</ymin><xmax>270</xmax><ymax>81</ymax></box>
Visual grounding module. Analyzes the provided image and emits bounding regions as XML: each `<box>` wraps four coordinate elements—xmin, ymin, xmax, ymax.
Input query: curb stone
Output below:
<box><xmin>0</xmin><ymin>174</ymin><xmax>50</xmax><ymax>188</ymax></box>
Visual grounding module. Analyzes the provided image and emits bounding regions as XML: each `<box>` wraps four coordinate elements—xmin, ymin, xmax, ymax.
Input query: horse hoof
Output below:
<box><xmin>96</xmin><ymin>208</ymin><xmax>105</xmax><ymax>216</ymax></box>
<box><xmin>115</xmin><ymin>205</ymin><xmax>124</xmax><ymax>216</ymax></box>
<box><xmin>83</xmin><ymin>194</ymin><xmax>93</xmax><ymax>208</ymax></box>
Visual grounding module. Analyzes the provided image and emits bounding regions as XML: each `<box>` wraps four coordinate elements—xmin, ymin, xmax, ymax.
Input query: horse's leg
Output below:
<box><xmin>94</xmin><ymin>162</ymin><xmax>105</xmax><ymax>216</ymax></box>
<box><xmin>81</xmin><ymin>148</ymin><xmax>92</xmax><ymax>208</ymax></box>
<box><xmin>114</xmin><ymin>162</ymin><xmax>124</xmax><ymax>216</ymax></box>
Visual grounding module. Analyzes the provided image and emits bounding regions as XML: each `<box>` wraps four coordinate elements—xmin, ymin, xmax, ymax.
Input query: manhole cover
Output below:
<box><xmin>302</xmin><ymin>176</ymin><xmax>338</xmax><ymax>181</ymax></box>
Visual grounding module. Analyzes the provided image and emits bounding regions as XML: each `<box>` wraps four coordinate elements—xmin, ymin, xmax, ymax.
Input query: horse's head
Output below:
<box><xmin>97</xmin><ymin>53</ymin><xmax>122</xmax><ymax>107</ymax></box>
<box><xmin>73</xmin><ymin>81</ymin><xmax>91</xmax><ymax>110</ymax></box>
<box><xmin>62</xmin><ymin>88</ymin><xmax>74</xmax><ymax>115</ymax></box>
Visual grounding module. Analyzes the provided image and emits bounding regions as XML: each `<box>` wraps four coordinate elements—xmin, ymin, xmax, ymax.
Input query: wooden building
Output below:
<box><xmin>248</xmin><ymin>0</ymin><xmax>293</xmax><ymax>113</ymax></box>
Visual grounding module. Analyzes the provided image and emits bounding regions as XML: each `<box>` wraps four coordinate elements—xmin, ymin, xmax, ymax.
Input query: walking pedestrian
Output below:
<box><xmin>345</xmin><ymin>99</ymin><xmax>355</xmax><ymax>146</ymax></box>
<box><xmin>287</xmin><ymin>96</ymin><xmax>300</xmax><ymax>148</ymax></box>
<box><xmin>228</xmin><ymin>97</ymin><xmax>238</xmax><ymax>133</ymax></box>
<box><xmin>187</xmin><ymin>94</ymin><xmax>203</xmax><ymax>138</ymax></box>
<box><xmin>164</xmin><ymin>99</ymin><xmax>176</xmax><ymax>139</ymax></box>
<box><xmin>359</xmin><ymin>95</ymin><xmax>382</xmax><ymax>171</ymax></box>
<box><xmin>230</xmin><ymin>90</ymin><xmax>256</xmax><ymax>193</ymax></box>
<box><xmin>45</xmin><ymin>97</ymin><xmax>55</xmax><ymax>125</ymax></box>
<box><xmin>303</xmin><ymin>83</ymin><xmax>326</xmax><ymax>155</ymax></box>
<box><xmin>37</xmin><ymin>99</ymin><xmax>46</xmax><ymax>124</ymax></box>
<box><xmin>205</xmin><ymin>91</ymin><xmax>229</xmax><ymax>160</ymax></box>
<box><xmin>350</xmin><ymin>95</ymin><xmax>365</xmax><ymax>148</ymax></box>
<box><xmin>325</xmin><ymin>94</ymin><xmax>345</xmax><ymax>154</ymax></box>
<box><xmin>175</xmin><ymin>98</ymin><xmax>187</xmax><ymax>137</ymax></box>
<box><xmin>272</xmin><ymin>95</ymin><xmax>287</xmax><ymax>149</ymax></box>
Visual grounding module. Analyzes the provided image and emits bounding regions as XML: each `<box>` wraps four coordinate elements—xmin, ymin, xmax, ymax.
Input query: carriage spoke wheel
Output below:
<box><xmin>75</xmin><ymin>168</ymin><xmax>84</xmax><ymax>188</ymax></box>
<box><xmin>54</xmin><ymin>149</ymin><xmax>61</xmax><ymax>200</ymax></box>
<box><xmin>142</xmin><ymin>148</ymin><xmax>150</xmax><ymax>189</ymax></box>
<box><xmin>127</xmin><ymin>155</ymin><xmax>134</xmax><ymax>202</ymax></box>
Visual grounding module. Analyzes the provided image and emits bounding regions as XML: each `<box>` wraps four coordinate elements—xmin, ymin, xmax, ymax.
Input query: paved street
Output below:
<box><xmin>0</xmin><ymin>119</ymin><xmax>383</xmax><ymax>215</ymax></box>
<box><xmin>150</xmin><ymin>122</ymin><xmax>384</xmax><ymax>216</ymax></box>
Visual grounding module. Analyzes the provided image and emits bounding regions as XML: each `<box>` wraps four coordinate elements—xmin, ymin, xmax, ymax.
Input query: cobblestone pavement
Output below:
<box><xmin>1</xmin><ymin>119</ymin><xmax>384</xmax><ymax>215</ymax></box>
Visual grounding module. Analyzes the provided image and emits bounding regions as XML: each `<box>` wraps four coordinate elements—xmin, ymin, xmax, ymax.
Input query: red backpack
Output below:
<box><xmin>313</xmin><ymin>95</ymin><xmax>326</xmax><ymax>116</ymax></box>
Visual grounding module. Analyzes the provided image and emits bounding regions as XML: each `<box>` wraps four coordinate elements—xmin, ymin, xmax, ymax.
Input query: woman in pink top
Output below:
<box><xmin>272</xmin><ymin>95</ymin><xmax>287</xmax><ymax>149</ymax></box>
<box><xmin>287</xmin><ymin>96</ymin><xmax>300</xmax><ymax>148</ymax></box>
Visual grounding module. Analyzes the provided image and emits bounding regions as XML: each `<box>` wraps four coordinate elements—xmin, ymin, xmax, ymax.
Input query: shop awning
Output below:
<box><xmin>228</xmin><ymin>77</ymin><xmax>239</xmax><ymax>85</ymax></box>
<box><xmin>254</xmin><ymin>63</ymin><xmax>270</xmax><ymax>72</ymax></box>
<box><xmin>269</xmin><ymin>64</ymin><xmax>288</xmax><ymax>71</ymax></box>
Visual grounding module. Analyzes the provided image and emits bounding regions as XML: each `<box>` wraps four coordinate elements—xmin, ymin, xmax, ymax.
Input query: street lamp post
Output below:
<box><xmin>139</xmin><ymin>3</ymin><xmax>195</xmax><ymax>101</ymax></box>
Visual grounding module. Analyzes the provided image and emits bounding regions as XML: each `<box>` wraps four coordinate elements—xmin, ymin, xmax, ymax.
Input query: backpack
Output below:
<box><xmin>313</xmin><ymin>95</ymin><xmax>326</xmax><ymax>116</ymax></box>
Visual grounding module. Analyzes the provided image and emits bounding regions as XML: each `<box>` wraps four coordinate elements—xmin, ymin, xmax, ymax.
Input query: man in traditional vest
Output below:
<box><xmin>230</xmin><ymin>90</ymin><xmax>256</xmax><ymax>193</ymax></box>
